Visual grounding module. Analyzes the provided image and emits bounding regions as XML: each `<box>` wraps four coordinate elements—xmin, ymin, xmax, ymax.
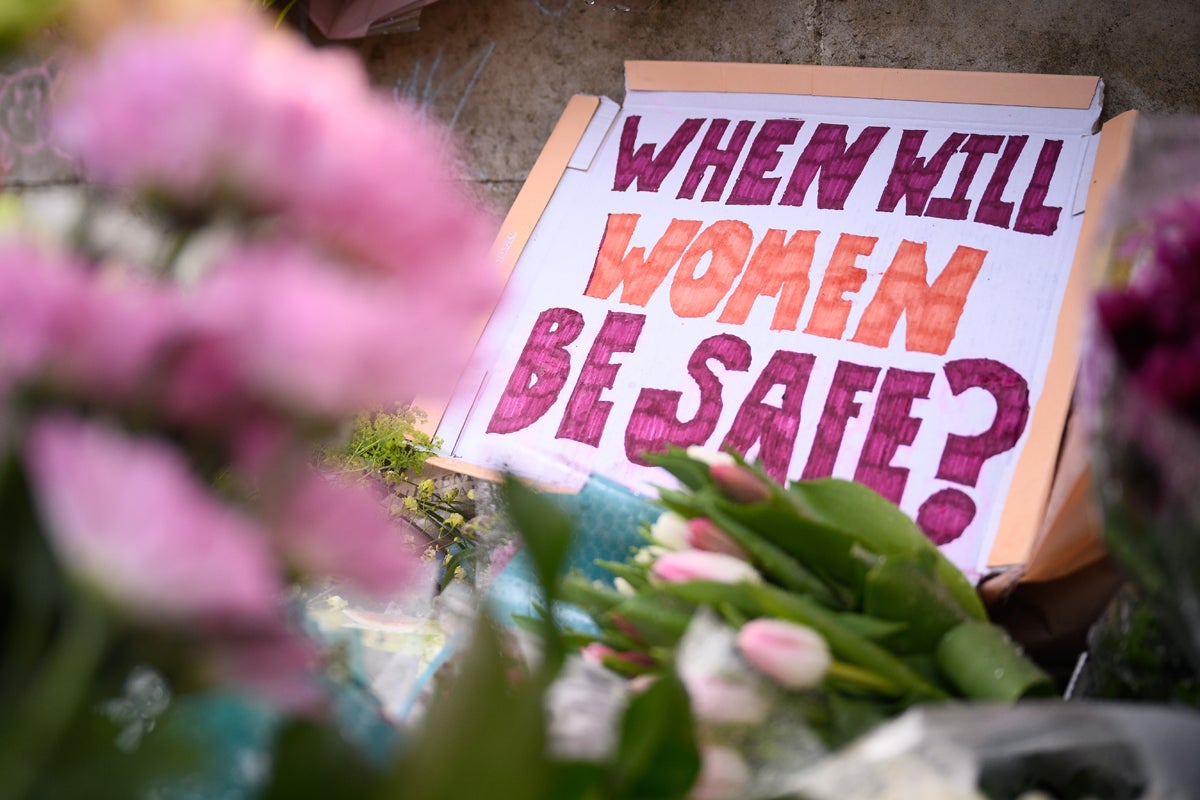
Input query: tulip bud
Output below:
<box><xmin>689</xmin><ymin>744</ymin><xmax>751</xmax><ymax>800</ymax></box>
<box><xmin>610</xmin><ymin>613</ymin><xmax>643</xmax><ymax>643</ymax></box>
<box><xmin>649</xmin><ymin>511</ymin><xmax>691</xmax><ymax>550</ymax></box>
<box><xmin>633</xmin><ymin>544</ymin><xmax>670</xmax><ymax>565</ymax></box>
<box><xmin>709</xmin><ymin>462</ymin><xmax>770</xmax><ymax>504</ymax></box>
<box><xmin>685</xmin><ymin>446</ymin><xmax>736</xmax><ymax>467</ymax></box>
<box><xmin>580</xmin><ymin>642</ymin><xmax>616</xmax><ymax>667</ymax></box>
<box><xmin>581</xmin><ymin>642</ymin><xmax>655</xmax><ymax>671</ymax></box>
<box><xmin>653</xmin><ymin>550</ymin><xmax>762</xmax><ymax>586</ymax></box>
<box><xmin>736</xmin><ymin>618</ymin><xmax>831</xmax><ymax>690</ymax></box>
<box><xmin>685</xmin><ymin>518</ymin><xmax>749</xmax><ymax>560</ymax></box>
<box><xmin>613</xmin><ymin>576</ymin><xmax>637</xmax><ymax>597</ymax></box>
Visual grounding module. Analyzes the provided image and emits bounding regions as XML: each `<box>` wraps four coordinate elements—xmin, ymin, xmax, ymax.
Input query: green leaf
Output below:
<box><xmin>501</xmin><ymin>474</ymin><xmax>575</xmax><ymax>672</ymax></box>
<box><xmin>704</xmin><ymin>504</ymin><xmax>848</xmax><ymax>606</ymax></box>
<box><xmin>595</xmin><ymin>560</ymin><xmax>652</xmax><ymax>591</ymax></box>
<box><xmin>862</xmin><ymin>553</ymin><xmax>970</xmax><ymax>652</ymax></box>
<box><xmin>387</xmin><ymin>613</ymin><xmax>550</xmax><ymax>800</ymax></box>
<box><xmin>824</xmin><ymin>693</ymin><xmax>898</xmax><ymax>749</ymax></box>
<box><xmin>560</xmin><ymin>575</ymin><xmax>625</xmax><ymax>617</ymax></box>
<box><xmin>549</xmin><ymin>761</ymin><xmax>607</xmax><ymax>800</ymax></box>
<box><xmin>935</xmin><ymin>620</ymin><xmax>1054</xmax><ymax>701</ymax></box>
<box><xmin>501</xmin><ymin>475</ymin><xmax>573</xmax><ymax>602</ymax></box>
<box><xmin>604</xmin><ymin>592</ymin><xmax>694</xmax><ymax>647</ymax></box>
<box><xmin>752</xmin><ymin>584</ymin><xmax>947</xmax><ymax>700</ymax></box>
<box><xmin>657</xmin><ymin>579</ymin><xmax>764</xmax><ymax>616</ymax></box>
<box><xmin>260</xmin><ymin>719</ymin><xmax>380</xmax><ymax>799</ymax></box>
<box><xmin>784</xmin><ymin>479</ymin><xmax>986</xmax><ymax>621</ymax></box>
<box><xmin>828</xmin><ymin>612</ymin><xmax>907</xmax><ymax>642</ymax></box>
<box><xmin>644</xmin><ymin>446</ymin><xmax>715</xmax><ymax>492</ymax></box>
<box><xmin>438</xmin><ymin>549</ymin><xmax>470</xmax><ymax>592</ymax></box>
<box><xmin>610</xmin><ymin>673</ymin><xmax>700</xmax><ymax>799</ymax></box>
<box><xmin>735</xmin><ymin>502</ymin><xmax>870</xmax><ymax>596</ymax></box>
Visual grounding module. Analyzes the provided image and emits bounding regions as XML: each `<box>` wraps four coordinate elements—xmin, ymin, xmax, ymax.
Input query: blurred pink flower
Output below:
<box><xmin>51</xmin><ymin>16</ymin><xmax>346</xmax><ymax>211</ymax></box>
<box><xmin>653</xmin><ymin>550</ymin><xmax>762</xmax><ymax>586</ymax></box>
<box><xmin>736</xmin><ymin>618</ymin><xmax>831</xmax><ymax>690</ymax></box>
<box><xmin>23</xmin><ymin>415</ymin><xmax>283</xmax><ymax>625</ymax></box>
<box><xmin>188</xmin><ymin>243</ymin><xmax>479</xmax><ymax>417</ymax></box>
<box><xmin>207</xmin><ymin>625</ymin><xmax>327</xmax><ymax>715</ymax></box>
<box><xmin>0</xmin><ymin>243</ymin><xmax>176</xmax><ymax>401</ymax></box>
<box><xmin>157</xmin><ymin>334</ymin><xmax>252</xmax><ymax>427</ymax></box>
<box><xmin>51</xmin><ymin>14</ymin><xmax>496</xmax><ymax>300</ymax></box>
<box><xmin>273</xmin><ymin>468</ymin><xmax>425</xmax><ymax>598</ymax></box>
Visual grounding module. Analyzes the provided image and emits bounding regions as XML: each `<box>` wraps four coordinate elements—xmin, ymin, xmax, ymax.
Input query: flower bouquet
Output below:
<box><xmin>0</xmin><ymin>7</ymin><xmax>498</xmax><ymax>796</ymax></box>
<box><xmin>551</xmin><ymin>447</ymin><xmax>1052</xmax><ymax>797</ymax></box>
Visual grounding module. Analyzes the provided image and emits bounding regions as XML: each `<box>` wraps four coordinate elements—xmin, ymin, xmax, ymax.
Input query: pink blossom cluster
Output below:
<box><xmin>0</xmin><ymin>12</ymin><xmax>496</xmax><ymax>710</ymax></box>
<box><xmin>51</xmin><ymin>15</ymin><xmax>494</xmax><ymax>294</ymax></box>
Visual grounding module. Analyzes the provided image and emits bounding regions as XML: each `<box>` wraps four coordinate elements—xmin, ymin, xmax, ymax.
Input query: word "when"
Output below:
<box><xmin>613</xmin><ymin>116</ymin><xmax>1065</xmax><ymax>236</ymax></box>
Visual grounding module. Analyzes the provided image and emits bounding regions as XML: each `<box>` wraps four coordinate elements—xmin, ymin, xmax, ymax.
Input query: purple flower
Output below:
<box><xmin>1095</xmin><ymin>193</ymin><xmax>1200</xmax><ymax>425</ymax></box>
<box><xmin>23</xmin><ymin>415</ymin><xmax>283</xmax><ymax>625</ymax></box>
<box><xmin>736</xmin><ymin>618</ymin><xmax>831</xmax><ymax>690</ymax></box>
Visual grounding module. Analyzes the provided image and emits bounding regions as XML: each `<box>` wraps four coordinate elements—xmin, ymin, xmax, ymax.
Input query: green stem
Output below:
<box><xmin>159</xmin><ymin>224</ymin><xmax>195</xmax><ymax>277</ymax></box>
<box><xmin>0</xmin><ymin>599</ymin><xmax>108</xmax><ymax>800</ymax></box>
<box><xmin>825</xmin><ymin>660</ymin><xmax>899</xmax><ymax>696</ymax></box>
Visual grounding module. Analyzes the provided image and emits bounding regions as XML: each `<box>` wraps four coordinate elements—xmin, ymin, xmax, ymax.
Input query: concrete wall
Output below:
<box><xmin>347</xmin><ymin>0</ymin><xmax>1200</xmax><ymax>216</ymax></box>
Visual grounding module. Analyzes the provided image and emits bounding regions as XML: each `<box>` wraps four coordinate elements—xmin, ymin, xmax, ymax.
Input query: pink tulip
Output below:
<box><xmin>653</xmin><ymin>550</ymin><xmax>762</xmax><ymax>586</ymax></box>
<box><xmin>736</xmin><ymin>618</ymin><xmax>831</xmax><ymax>690</ymax></box>
<box><xmin>709</xmin><ymin>462</ymin><xmax>770</xmax><ymax>504</ymax></box>
<box><xmin>685</xmin><ymin>518</ymin><xmax>749</xmax><ymax>561</ymax></box>
<box><xmin>580</xmin><ymin>642</ymin><xmax>617</xmax><ymax>667</ymax></box>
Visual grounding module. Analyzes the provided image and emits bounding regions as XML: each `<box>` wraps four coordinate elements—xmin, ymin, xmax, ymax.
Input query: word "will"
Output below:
<box><xmin>614</xmin><ymin>117</ymin><xmax>1065</xmax><ymax>236</ymax></box>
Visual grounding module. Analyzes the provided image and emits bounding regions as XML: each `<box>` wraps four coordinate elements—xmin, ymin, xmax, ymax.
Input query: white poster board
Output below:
<box><xmin>436</xmin><ymin>63</ymin><xmax>1118</xmax><ymax>580</ymax></box>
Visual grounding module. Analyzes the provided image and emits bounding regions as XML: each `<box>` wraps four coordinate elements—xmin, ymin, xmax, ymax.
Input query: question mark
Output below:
<box><xmin>917</xmin><ymin>358</ymin><xmax>1030</xmax><ymax>544</ymax></box>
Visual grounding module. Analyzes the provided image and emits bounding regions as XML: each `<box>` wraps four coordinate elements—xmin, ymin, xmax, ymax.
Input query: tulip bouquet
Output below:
<box><xmin>556</xmin><ymin>447</ymin><xmax>1052</xmax><ymax>796</ymax></box>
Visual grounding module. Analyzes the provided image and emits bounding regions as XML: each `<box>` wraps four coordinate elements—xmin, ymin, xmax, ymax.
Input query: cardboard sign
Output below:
<box><xmin>434</xmin><ymin>62</ymin><xmax>1128</xmax><ymax>579</ymax></box>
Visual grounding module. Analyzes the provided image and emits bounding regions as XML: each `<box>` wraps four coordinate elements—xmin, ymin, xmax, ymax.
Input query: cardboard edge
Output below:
<box><xmin>625</xmin><ymin>61</ymin><xmax>1099</xmax><ymax>110</ymax></box>
<box><xmin>417</xmin><ymin>94</ymin><xmax>603</xmax><ymax>436</ymax></box>
<box><xmin>424</xmin><ymin>455</ymin><xmax>575</xmax><ymax>493</ymax></box>
<box><xmin>487</xmin><ymin>94</ymin><xmax>604</xmax><ymax>284</ymax></box>
<box><xmin>986</xmin><ymin>109</ymin><xmax>1139</xmax><ymax>569</ymax></box>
